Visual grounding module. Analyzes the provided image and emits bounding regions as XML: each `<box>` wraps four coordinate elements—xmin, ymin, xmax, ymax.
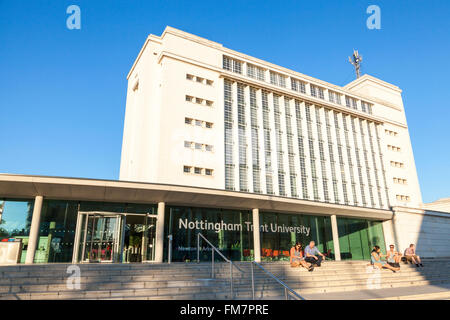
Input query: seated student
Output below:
<box><xmin>290</xmin><ymin>242</ymin><xmax>314</xmax><ymax>271</ymax></box>
<box><xmin>371</xmin><ymin>246</ymin><xmax>400</xmax><ymax>272</ymax></box>
<box><xmin>304</xmin><ymin>241</ymin><xmax>326</xmax><ymax>267</ymax></box>
<box><xmin>404</xmin><ymin>244</ymin><xmax>423</xmax><ymax>267</ymax></box>
<box><xmin>386</xmin><ymin>244</ymin><xmax>402</xmax><ymax>268</ymax></box>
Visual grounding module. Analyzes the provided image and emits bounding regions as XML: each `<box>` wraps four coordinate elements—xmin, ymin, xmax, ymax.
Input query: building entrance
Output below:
<box><xmin>72</xmin><ymin>211</ymin><xmax>157</xmax><ymax>263</ymax></box>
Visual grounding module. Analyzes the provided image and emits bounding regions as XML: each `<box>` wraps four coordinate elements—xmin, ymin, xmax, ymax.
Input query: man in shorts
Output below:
<box><xmin>404</xmin><ymin>244</ymin><xmax>423</xmax><ymax>267</ymax></box>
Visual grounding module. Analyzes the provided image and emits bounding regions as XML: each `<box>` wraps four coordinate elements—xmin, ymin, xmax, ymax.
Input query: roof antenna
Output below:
<box><xmin>348</xmin><ymin>50</ymin><xmax>363</xmax><ymax>79</ymax></box>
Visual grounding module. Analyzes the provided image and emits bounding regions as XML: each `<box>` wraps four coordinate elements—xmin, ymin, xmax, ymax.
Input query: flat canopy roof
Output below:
<box><xmin>0</xmin><ymin>174</ymin><xmax>393</xmax><ymax>221</ymax></box>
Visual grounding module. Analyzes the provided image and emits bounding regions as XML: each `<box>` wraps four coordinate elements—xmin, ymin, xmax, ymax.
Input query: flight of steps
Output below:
<box><xmin>0</xmin><ymin>259</ymin><xmax>449</xmax><ymax>300</ymax></box>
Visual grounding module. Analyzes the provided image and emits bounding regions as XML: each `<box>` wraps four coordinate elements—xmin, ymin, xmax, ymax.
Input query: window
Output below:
<box><xmin>205</xmin><ymin>144</ymin><xmax>213</xmax><ymax>152</ymax></box>
<box><xmin>185</xmin><ymin>95</ymin><xmax>193</xmax><ymax>102</ymax></box>
<box><xmin>184</xmin><ymin>141</ymin><xmax>192</xmax><ymax>148</ymax></box>
<box><xmin>247</xmin><ymin>64</ymin><xmax>256</xmax><ymax>78</ymax></box>
<box><xmin>396</xmin><ymin>194</ymin><xmax>410</xmax><ymax>202</ymax></box>
<box><xmin>205</xmin><ymin>169</ymin><xmax>213</xmax><ymax>176</ymax></box>
<box><xmin>196</xmin><ymin>77</ymin><xmax>204</xmax><ymax>84</ymax></box>
<box><xmin>223</xmin><ymin>56</ymin><xmax>232</xmax><ymax>71</ymax></box>
<box><xmin>270</xmin><ymin>71</ymin><xmax>286</xmax><ymax>87</ymax></box>
<box><xmin>328</xmin><ymin>91</ymin><xmax>341</xmax><ymax>104</ymax></box>
<box><xmin>390</xmin><ymin>161</ymin><xmax>404</xmax><ymax>168</ymax></box>
<box><xmin>183</xmin><ymin>166</ymin><xmax>191</xmax><ymax>173</ymax></box>
<box><xmin>195</xmin><ymin>143</ymin><xmax>202</xmax><ymax>150</ymax></box>
<box><xmin>206</xmin><ymin>79</ymin><xmax>214</xmax><ymax>86</ymax></box>
<box><xmin>185</xmin><ymin>117</ymin><xmax>193</xmax><ymax>125</ymax></box>
<box><xmin>205</xmin><ymin>122</ymin><xmax>213</xmax><ymax>128</ymax></box>
<box><xmin>310</xmin><ymin>84</ymin><xmax>323</xmax><ymax>98</ymax></box>
<box><xmin>393</xmin><ymin>177</ymin><xmax>407</xmax><ymax>185</ymax></box>
<box><xmin>257</xmin><ymin>67</ymin><xmax>265</xmax><ymax>81</ymax></box>
<box><xmin>206</xmin><ymin>100</ymin><xmax>214</xmax><ymax>107</ymax></box>
<box><xmin>195</xmin><ymin>97</ymin><xmax>203</xmax><ymax>104</ymax></box>
<box><xmin>233</xmin><ymin>59</ymin><xmax>242</xmax><ymax>74</ymax></box>
<box><xmin>194</xmin><ymin>167</ymin><xmax>202</xmax><ymax>174</ymax></box>
<box><xmin>186</xmin><ymin>74</ymin><xmax>194</xmax><ymax>80</ymax></box>
<box><xmin>385</xmin><ymin>129</ymin><xmax>398</xmax><ymax>137</ymax></box>
<box><xmin>291</xmin><ymin>78</ymin><xmax>306</xmax><ymax>94</ymax></box>
<box><xmin>222</xmin><ymin>56</ymin><xmax>243</xmax><ymax>74</ymax></box>
<box><xmin>195</xmin><ymin>120</ymin><xmax>202</xmax><ymax>127</ymax></box>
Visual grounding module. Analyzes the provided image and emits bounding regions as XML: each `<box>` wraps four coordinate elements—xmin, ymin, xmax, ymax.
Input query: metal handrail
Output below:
<box><xmin>197</xmin><ymin>233</ymin><xmax>242</xmax><ymax>299</ymax></box>
<box><xmin>251</xmin><ymin>261</ymin><xmax>305</xmax><ymax>300</ymax></box>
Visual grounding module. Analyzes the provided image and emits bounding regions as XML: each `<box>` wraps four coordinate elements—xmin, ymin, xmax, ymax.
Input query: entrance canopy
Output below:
<box><xmin>0</xmin><ymin>174</ymin><xmax>393</xmax><ymax>220</ymax></box>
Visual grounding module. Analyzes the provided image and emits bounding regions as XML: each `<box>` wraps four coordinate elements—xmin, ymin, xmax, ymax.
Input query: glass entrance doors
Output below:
<box><xmin>72</xmin><ymin>211</ymin><xmax>157</xmax><ymax>263</ymax></box>
<box><xmin>74</xmin><ymin>212</ymin><xmax>122</xmax><ymax>263</ymax></box>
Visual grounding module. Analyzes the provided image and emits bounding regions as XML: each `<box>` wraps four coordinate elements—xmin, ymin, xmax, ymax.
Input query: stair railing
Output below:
<box><xmin>197</xmin><ymin>232</ymin><xmax>244</xmax><ymax>299</ymax></box>
<box><xmin>251</xmin><ymin>261</ymin><xmax>305</xmax><ymax>300</ymax></box>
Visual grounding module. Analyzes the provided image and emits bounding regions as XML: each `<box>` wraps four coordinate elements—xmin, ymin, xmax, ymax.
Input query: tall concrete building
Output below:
<box><xmin>120</xmin><ymin>26</ymin><xmax>422</xmax><ymax>211</ymax></box>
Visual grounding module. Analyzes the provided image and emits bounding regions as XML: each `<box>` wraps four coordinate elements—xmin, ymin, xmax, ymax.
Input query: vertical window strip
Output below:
<box><xmin>237</xmin><ymin>84</ymin><xmax>248</xmax><ymax>192</ymax></box>
<box><xmin>224</xmin><ymin>79</ymin><xmax>235</xmax><ymax>190</ymax></box>
<box><xmin>285</xmin><ymin>99</ymin><xmax>298</xmax><ymax>198</ymax></box>
<box><xmin>375</xmin><ymin>124</ymin><xmax>391</xmax><ymax>208</ymax></box>
<box><xmin>315</xmin><ymin>107</ymin><xmax>329</xmax><ymax>202</ymax></box>
<box><xmin>333</xmin><ymin>111</ymin><xmax>349</xmax><ymax>205</ymax></box>
<box><xmin>325</xmin><ymin>110</ymin><xmax>339</xmax><ymax>203</ymax></box>
<box><xmin>306</xmin><ymin>104</ymin><xmax>320</xmax><ymax>200</ymax></box>
<box><xmin>359</xmin><ymin>119</ymin><xmax>375</xmax><ymax>208</ymax></box>
<box><xmin>342</xmin><ymin>114</ymin><xmax>359</xmax><ymax>205</ymax></box>
<box><xmin>262</xmin><ymin>91</ymin><xmax>274</xmax><ymax>194</ymax></box>
<box><xmin>295</xmin><ymin>100</ymin><xmax>309</xmax><ymax>199</ymax></box>
<box><xmin>250</xmin><ymin>87</ymin><xmax>261</xmax><ymax>193</ymax></box>
<box><xmin>367</xmin><ymin>121</ymin><xmax>384</xmax><ymax>208</ymax></box>
<box><xmin>273</xmin><ymin>95</ymin><xmax>286</xmax><ymax>196</ymax></box>
<box><xmin>352</xmin><ymin>117</ymin><xmax>367</xmax><ymax>206</ymax></box>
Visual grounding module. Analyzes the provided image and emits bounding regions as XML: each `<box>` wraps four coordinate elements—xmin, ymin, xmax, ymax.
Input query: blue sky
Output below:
<box><xmin>0</xmin><ymin>0</ymin><xmax>449</xmax><ymax>203</ymax></box>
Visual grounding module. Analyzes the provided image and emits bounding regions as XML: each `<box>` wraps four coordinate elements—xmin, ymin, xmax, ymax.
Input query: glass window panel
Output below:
<box><xmin>0</xmin><ymin>199</ymin><xmax>34</xmax><ymax>263</ymax></box>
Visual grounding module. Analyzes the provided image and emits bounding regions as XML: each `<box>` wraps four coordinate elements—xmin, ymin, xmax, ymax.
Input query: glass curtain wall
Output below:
<box><xmin>0</xmin><ymin>199</ymin><xmax>34</xmax><ymax>263</ymax></box>
<box><xmin>337</xmin><ymin>217</ymin><xmax>386</xmax><ymax>260</ymax></box>
<box><xmin>164</xmin><ymin>206</ymin><xmax>254</xmax><ymax>262</ymax></box>
<box><xmin>35</xmin><ymin>201</ymin><xmax>156</xmax><ymax>263</ymax></box>
<box><xmin>259</xmin><ymin>212</ymin><xmax>335</xmax><ymax>261</ymax></box>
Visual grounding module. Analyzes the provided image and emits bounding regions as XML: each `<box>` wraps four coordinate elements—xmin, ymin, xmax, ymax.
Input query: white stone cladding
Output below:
<box><xmin>120</xmin><ymin>26</ymin><xmax>423</xmax><ymax>212</ymax></box>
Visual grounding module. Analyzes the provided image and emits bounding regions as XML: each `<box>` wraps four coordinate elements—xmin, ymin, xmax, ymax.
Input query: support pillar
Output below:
<box><xmin>330</xmin><ymin>214</ymin><xmax>341</xmax><ymax>261</ymax></box>
<box><xmin>154</xmin><ymin>202</ymin><xmax>165</xmax><ymax>263</ymax></box>
<box><xmin>25</xmin><ymin>196</ymin><xmax>43</xmax><ymax>264</ymax></box>
<box><xmin>252</xmin><ymin>208</ymin><xmax>261</xmax><ymax>262</ymax></box>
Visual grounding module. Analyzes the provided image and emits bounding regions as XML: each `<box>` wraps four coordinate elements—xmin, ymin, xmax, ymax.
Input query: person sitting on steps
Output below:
<box><xmin>371</xmin><ymin>245</ymin><xmax>400</xmax><ymax>272</ymax></box>
<box><xmin>386</xmin><ymin>244</ymin><xmax>402</xmax><ymax>269</ymax></box>
<box><xmin>304</xmin><ymin>241</ymin><xmax>326</xmax><ymax>267</ymax></box>
<box><xmin>404</xmin><ymin>244</ymin><xmax>424</xmax><ymax>267</ymax></box>
<box><xmin>290</xmin><ymin>242</ymin><xmax>314</xmax><ymax>272</ymax></box>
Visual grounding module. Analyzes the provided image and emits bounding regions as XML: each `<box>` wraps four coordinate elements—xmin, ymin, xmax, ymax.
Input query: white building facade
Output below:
<box><xmin>120</xmin><ymin>26</ymin><xmax>422</xmax><ymax>211</ymax></box>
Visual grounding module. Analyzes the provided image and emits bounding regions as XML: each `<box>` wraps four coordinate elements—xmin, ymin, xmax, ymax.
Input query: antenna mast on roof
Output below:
<box><xmin>348</xmin><ymin>50</ymin><xmax>363</xmax><ymax>79</ymax></box>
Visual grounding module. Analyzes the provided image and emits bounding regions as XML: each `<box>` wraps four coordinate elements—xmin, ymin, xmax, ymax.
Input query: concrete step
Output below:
<box><xmin>1</xmin><ymin>259</ymin><xmax>449</xmax><ymax>300</ymax></box>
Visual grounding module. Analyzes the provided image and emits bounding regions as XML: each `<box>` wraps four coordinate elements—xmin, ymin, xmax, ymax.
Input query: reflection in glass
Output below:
<box><xmin>164</xmin><ymin>206</ymin><xmax>254</xmax><ymax>262</ymax></box>
<box><xmin>337</xmin><ymin>217</ymin><xmax>386</xmax><ymax>260</ymax></box>
<box><xmin>0</xmin><ymin>199</ymin><xmax>34</xmax><ymax>263</ymax></box>
<box><xmin>260</xmin><ymin>212</ymin><xmax>334</xmax><ymax>261</ymax></box>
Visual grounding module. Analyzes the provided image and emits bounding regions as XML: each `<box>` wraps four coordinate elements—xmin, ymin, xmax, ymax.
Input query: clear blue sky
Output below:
<box><xmin>0</xmin><ymin>0</ymin><xmax>449</xmax><ymax>203</ymax></box>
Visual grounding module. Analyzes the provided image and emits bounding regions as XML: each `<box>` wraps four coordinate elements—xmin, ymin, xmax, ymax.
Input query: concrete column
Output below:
<box><xmin>330</xmin><ymin>214</ymin><xmax>341</xmax><ymax>261</ymax></box>
<box><xmin>252</xmin><ymin>208</ymin><xmax>261</xmax><ymax>262</ymax></box>
<box><xmin>154</xmin><ymin>202</ymin><xmax>165</xmax><ymax>263</ymax></box>
<box><xmin>25</xmin><ymin>196</ymin><xmax>43</xmax><ymax>264</ymax></box>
